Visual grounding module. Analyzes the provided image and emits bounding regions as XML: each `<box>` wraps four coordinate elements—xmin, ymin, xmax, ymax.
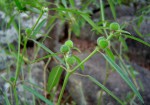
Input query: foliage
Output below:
<box><xmin>0</xmin><ymin>0</ymin><xmax>149</xmax><ymax>105</ymax></box>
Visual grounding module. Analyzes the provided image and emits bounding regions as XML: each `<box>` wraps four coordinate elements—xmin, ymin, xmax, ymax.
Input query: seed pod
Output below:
<box><xmin>60</xmin><ymin>45</ymin><xmax>70</xmax><ymax>53</ymax></box>
<box><xmin>66</xmin><ymin>56</ymin><xmax>76</xmax><ymax>65</ymax></box>
<box><xmin>109</xmin><ymin>22</ymin><xmax>120</xmax><ymax>31</ymax></box>
<box><xmin>97</xmin><ymin>37</ymin><xmax>108</xmax><ymax>49</ymax></box>
<box><xmin>65</xmin><ymin>40</ymin><xmax>73</xmax><ymax>48</ymax></box>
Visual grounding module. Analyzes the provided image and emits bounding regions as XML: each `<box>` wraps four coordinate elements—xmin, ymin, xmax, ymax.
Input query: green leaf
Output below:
<box><xmin>14</xmin><ymin>0</ymin><xmax>23</xmax><ymax>10</ymax></box>
<box><xmin>23</xmin><ymin>85</ymin><xmax>53</xmax><ymax>105</ymax></box>
<box><xmin>88</xmin><ymin>76</ymin><xmax>125</xmax><ymax>105</ymax></box>
<box><xmin>32</xmin><ymin>40</ymin><xmax>65</xmax><ymax>65</ymax></box>
<box><xmin>26</xmin><ymin>6</ymin><xmax>41</xmax><ymax>14</ymax></box>
<box><xmin>105</xmin><ymin>48</ymin><xmax>115</xmax><ymax>61</ymax></box>
<box><xmin>69</xmin><ymin>0</ymin><xmax>75</xmax><ymax>8</ymax></box>
<box><xmin>81</xmin><ymin>14</ymin><xmax>103</xmax><ymax>34</ymax></box>
<box><xmin>4</xmin><ymin>92</ymin><xmax>11</xmax><ymax>105</ymax></box>
<box><xmin>72</xmin><ymin>47</ymin><xmax>81</xmax><ymax>53</ymax></box>
<box><xmin>123</xmin><ymin>34</ymin><xmax>150</xmax><ymax>47</ymax></box>
<box><xmin>101</xmin><ymin>53</ymin><xmax>144</xmax><ymax>103</ymax></box>
<box><xmin>31</xmin><ymin>53</ymin><xmax>60</xmax><ymax>64</ymax></box>
<box><xmin>62</xmin><ymin>0</ymin><xmax>67</xmax><ymax>8</ymax></box>
<box><xmin>119</xmin><ymin>36</ymin><xmax>128</xmax><ymax>51</ymax></box>
<box><xmin>32</xmin><ymin>19</ymin><xmax>47</xmax><ymax>37</ymax></box>
<box><xmin>133</xmin><ymin>26</ymin><xmax>143</xmax><ymax>38</ymax></box>
<box><xmin>108</xmin><ymin>0</ymin><xmax>116</xmax><ymax>20</ymax></box>
<box><xmin>50</xmin><ymin>7</ymin><xmax>86</xmax><ymax>15</ymax></box>
<box><xmin>47</xmin><ymin>66</ymin><xmax>63</xmax><ymax>92</ymax></box>
<box><xmin>72</xmin><ymin>55</ymin><xmax>84</xmax><ymax>70</ymax></box>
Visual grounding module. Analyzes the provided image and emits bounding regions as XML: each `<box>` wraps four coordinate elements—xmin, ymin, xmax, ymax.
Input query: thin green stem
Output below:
<box><xmin>13</xmin><ymin>87</ymin><xmax>19</xmax><ymax>105</ymax></box>
<box><xmin>14</xmin><ymin>11</ymin><xmax>44</xmax><ymax>85</ymax></box>
<box><xmin>57</xmin><ymin>72</ymin><xmax>71</xmax><ymax>105</ymax></box>
<box><xmin>68</xmin><ymin>22</ymin><xmax>72</xmax><ymax>40</ymax></box>
<box><xmin>14</xmin><ymin>13</ymin><xmax>21</xmax><ymax>85</ymax></box>
<box><xmin>71</xmin><ymin>47</ymin><xmax>99</xmax><ymax>73</ymax></box>
<box><xmin>98</xmin><ymin>61</ymin><xmax>110</xmax><ymax>105</ymax></box>
<box><xmin>99</xmin><ymin>0</ymin><xmax>108</xmax><ymax>37</ymax></box>
<box><xmin>100</xmin><ymin>0</ymin><xmax>105</xmax><ymax>22</ymax></box>
<box><xmin>32</xmin><ymin>12</ymin><xmax>44</xmax><ymax>30</ymax></box>
<box><xmin>57</xmin><ymin>47</ymin><xmax>99</xmax><ymax>104</ymax></box>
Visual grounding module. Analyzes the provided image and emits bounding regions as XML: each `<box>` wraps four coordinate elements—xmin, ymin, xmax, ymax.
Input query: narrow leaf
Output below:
<box><xmin>119</xmin><ymin>36</ymin><xmax>128</xmax><ymax>51</ymax></box>
<box><xmin>14</xmin><ymin>0</ymin><xmax>23</xmax><ymax>10</ymax></box>
<box><xmin>31</xmin><ymin>53</ymin><xmax>60</xmax><ymax>64</ymax></box>
<box><xmin>123</xmin><ymin>34</ymin><xmax>150</xmax><ymax>47</ymax></box>
<box><xmin>105</xmin><ymin>48</ymin><xmax>115</xmax><ymax>61</ymax></box>
<box><xmin>4</xmin><ymin>92</ymin><xmax>11</xmax><ymax>105</ymax></box>
<box><xmin>101</xmin><ymin>53</ymin><xmax>144</xmax><ymax>103</ymax></box>
<box><xmin>23</xmin><ymin>85</ymin><xmax>53</xmax><ymax>105</ymax></box>
<box><xmin>88</xmin><ymin>76</ymin><xmax>125</xmax><ymax>105</ymax></box>
<box><xmin>69</xmin><ymin>0</ymin><xmax>75</xmax><ymax>8</ymax></box>
<box><xmin>32</xmin><ymin>40</ymin><xmax>65</xmax><ymax>65</ymax></box>
<box><xmin>81</xmin><ymin>14</ymin><xmax>103</xmax><ymax>34</ymax></box>
<box><xmin>72</xmin><ymin>55</ymin><xmax>84</xmax><ymax>70</ymax></box>
<box><xmin>32</xmin><ymin>19</ymin><xmax>47</xmax><ymax>37</ymax></box>
<box><xmin>47</xmin><ymin>66</ymin><xmax>63</xmax><ymax>92</ymax></box>
<box><xmin>107</xmin><ymin>0</ymin><xmax>116</xmax><ymax>20</ymax></box>
<box><xmin>62</xmin><ymin>0</ymin><xmax>67</xmax><ymax>8</ymax></box>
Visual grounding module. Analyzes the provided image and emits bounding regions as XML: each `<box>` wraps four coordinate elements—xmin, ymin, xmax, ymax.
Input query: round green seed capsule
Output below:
<box><xmin>65</xmin><ymin>40</ymin><xmax>73</xmax><ymax>48</ymax></box>
<box><xmin>109</xmin><ymin>22</ymin><xmax>120</xmax><ymax>31</ymax></box>
<box><xmin>97</xmin><ymin>37</ymin><xmax>108</xmax><ymax>49</ymax></box>
<box><xmin>66</xmin><ymin>56</ymin><xmax>76</xmax><ymax>65</ymax></box>
<box><xmin>25</xmin><ymin>28</ymin><xmax>32</xmax><ymax>35</ymax></box>
<box><xmin>60</xmin><ymin>45</ymin><xmax>70</xmax><ymax>53</ymax></box>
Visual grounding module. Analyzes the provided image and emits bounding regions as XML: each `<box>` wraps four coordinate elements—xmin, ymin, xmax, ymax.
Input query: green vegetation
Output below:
<box><xmin>0</xmin><ymin>0</ymin><xmax>149</xmax><ymax>105</ymax></box>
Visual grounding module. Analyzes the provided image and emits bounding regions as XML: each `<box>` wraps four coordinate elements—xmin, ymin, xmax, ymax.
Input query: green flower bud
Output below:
<box><xmin>25</xmin><ymin>28</ymin><xmax>32</xmax><ymax>35</ymax></box>
<box><xmin>97</xmin><ymin>37</ymin><xmax>108</xmax><ymax>49</ymax></box>
<box><xmin>109</xmin><ymin>22</ymin><xmax>120</xmax><ymax>31</ymax></box>
<box><xmin>60</xmin><ymin>45</ymin><xmax>70</xmax><ymax>53</ymax></box>
<box><xmin>65</xmin><ymin>40</ymin><xmax>73</xmax><ymax>48</ymax></box>
<box><xmin>66</xmin><ymin>56</ymin><xmax>76</xmax><ymax>65</ymax></box>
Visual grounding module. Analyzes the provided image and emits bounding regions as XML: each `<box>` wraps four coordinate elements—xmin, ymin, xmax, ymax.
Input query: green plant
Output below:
<box><xmin>1</xmin><ymin>0</ymin><xmax>150</xmax><ymax>105</ymax></box>
<box><xmin>60</xmin><ymin>45</ymin><xmax>70</xmax><ymax>53</ymax></box>
<box><xmin>65</xmin><ymin>40</ymin><xmax>74</xmax><ymax>48</ymax></box>
<box><xmin>97</xmin><ymin>37</ymin><xmax>109</xmax><ymax>49</ymax></box>
<box><xmin>109</xmin><ymin>22</ymin><xmax>120</xmax><ymax>31</ymax></box>
<box><xmin>66</xmin><ymin>56</ymin><xmax>76</xmax><ymax>66</ymax></box>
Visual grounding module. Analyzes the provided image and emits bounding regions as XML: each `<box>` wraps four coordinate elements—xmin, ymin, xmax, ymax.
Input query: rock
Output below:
<box><xmin>67</xmin><ymin>53</ymin><xmax>150</xmax><ymax>105</ymax></box>
<box><xmin>0</xmin><ymin>61</ymin><xmax>46</xmax><ymax>105</ymax></box>
<box><xmin>0</xmin><ymin>49</ymin><xmax>14</xmax><ymax>70</ymax></box>
<box><xmin>0</xmin><ymin>10</ymin><xmax>47</xmax><ymax>46</ymax></box>
<box><xmin>0</xmin><ymin>11</ymin><xmax>18</xmax><ymax>45</ymax></box>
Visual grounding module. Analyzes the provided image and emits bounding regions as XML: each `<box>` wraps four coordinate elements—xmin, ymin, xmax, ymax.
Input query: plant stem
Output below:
<box><xmin>44</xmin><ymin>58</ymin><xmax>51</xmax><ymax>97</ymax></box>
<box><xmin>13</xmin><ymin>87</ymin><xmax>19</xmax><ymax>105</ymax></box>
<box><xmin>99</xmin><ymin>0</ymin><xmax>108</xmax><ymax>37</ymax></box>
<box><xmin>14</xmin><ymin>11</ymin><xmax>44</xmax><ymax>85</ymax></box>
<box><xmin>57</xmin><ymin>47</ymin><xmax>99</xmax><ymax>104</ymax></box>
<box><xmin>57</xmin><ymin>72</ymin><xmax>71</xmax><ymax>105</ymax></box>
<box><xmin>68</xmin><ymin>21</ymin><xmax>72</xmax><ymax>40</ymax></box>
<box><xmin>98</xmin><ymin>61</ymin><xmax>110</xmax><ymax>105</ymax></box>
<box><xmin>71</xmin><ymin>47</ymin><xmax>99</xmax><ymax>73</ymax></box>
<box><xmin>14</xmin><ymin>13</ymin><xmax>21</xmax><ymax>85</ymax></box>
<box><xmin>32</xmin><ymin>11</ymin><xmax>44</xmax><ymax>30</ymax></box>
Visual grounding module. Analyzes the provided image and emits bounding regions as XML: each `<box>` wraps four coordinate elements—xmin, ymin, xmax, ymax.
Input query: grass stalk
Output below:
<box><xmin>98</xmin><ymin>61</ymin><xmax>110</xmax><ymax>105</ymax></box>
<box><xmin>13</xmin><ymin>87</ymin><xmax>19</xmax><ymax>105</ymax></box>
<box><xmin>57</xmin><ymin>47</ymin><xmax>98</xmax><ymax>104</ymax></box>
<box><xmin>99</xmin><ymin>0</ymin><xmax>108</xmax><ymax>37</ymax></box>
<box><xmin>57</xmin><ymin>72</ymin><xmax>71</xmax><ymax>105</ymax></box>
<box><xmin>14</xmin><ymin>12</ymin><xmax>21</xmax><ymax>85</ymax></box>
<box><xmin>71</xmin><ymin>47</ymin><xmax>98</xmax><ymax>73</ymax></box>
